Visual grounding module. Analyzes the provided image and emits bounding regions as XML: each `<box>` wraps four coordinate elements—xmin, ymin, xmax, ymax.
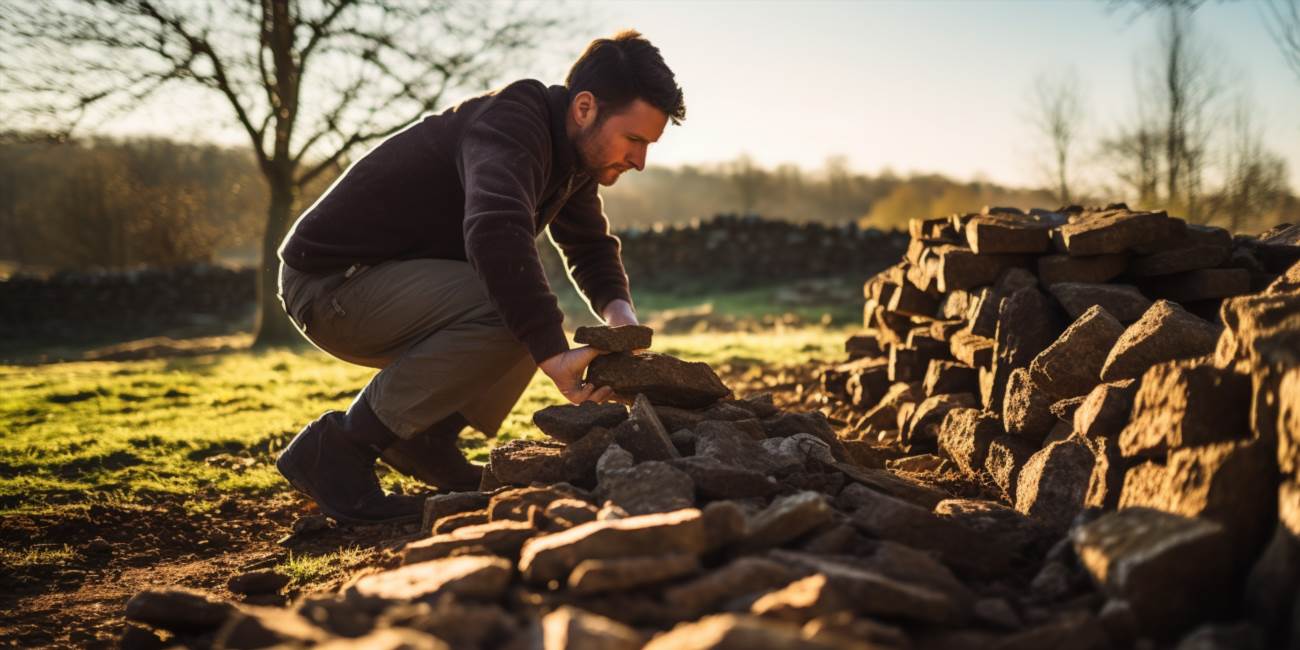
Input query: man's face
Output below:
<box><xmin>571</xmin><ymin>95</ymin><xmax>669</xmax><ymax>186</ymax></box>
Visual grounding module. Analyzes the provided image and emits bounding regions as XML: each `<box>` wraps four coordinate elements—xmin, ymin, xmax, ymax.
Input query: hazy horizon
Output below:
<box><xmin>30</xmin><ymin>0</ymin><xmax>1300</xmax><ymax>195</ymax></box>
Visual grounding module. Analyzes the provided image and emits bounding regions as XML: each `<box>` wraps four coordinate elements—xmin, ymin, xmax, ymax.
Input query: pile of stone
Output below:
<box><xmin>817</xmin><ymin>204</ymin><xmax>1300</xmax><ymax>647</ymax></box>
<box><xmin>121</xmin><ymin>324</ymin><xmax>1093</xmax><ymax>649</ymax></box>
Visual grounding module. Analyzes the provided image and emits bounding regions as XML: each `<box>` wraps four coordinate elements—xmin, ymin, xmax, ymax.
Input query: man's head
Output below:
<box><xmin>565</xmin><ymin>30</ymin><xmax>685</xmax><ymax>186</ymax></box>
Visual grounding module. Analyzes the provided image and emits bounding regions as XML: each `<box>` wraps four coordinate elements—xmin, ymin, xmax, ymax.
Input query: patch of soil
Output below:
<box><xmin>0</xmin><ymin>492</ymin><xmax>423</xmax><ymax>648</ymax></box>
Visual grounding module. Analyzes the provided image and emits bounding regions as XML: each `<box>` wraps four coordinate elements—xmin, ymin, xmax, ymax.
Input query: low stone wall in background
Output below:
<box><xmin>0</xmin><ymin>215</ymin><xmax>907</xmax><ymax>348</ymax></box>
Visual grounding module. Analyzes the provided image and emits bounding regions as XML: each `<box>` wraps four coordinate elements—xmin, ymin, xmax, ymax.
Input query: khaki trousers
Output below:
<box><xmin>277</xmin><ymin>259</ymin><xmax>538</xmax><ymax>439</ymax></box>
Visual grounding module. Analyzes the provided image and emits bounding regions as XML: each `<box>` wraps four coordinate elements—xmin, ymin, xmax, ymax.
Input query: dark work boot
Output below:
<box><xmin>276</xmin><ymin>395</ymin><xmax>423</xmax><ymax>524</ymax></box>
<box><xmin>380</xmin><ymin>412</ymin><xmax>483</xmax><ymax>492</ymax></box>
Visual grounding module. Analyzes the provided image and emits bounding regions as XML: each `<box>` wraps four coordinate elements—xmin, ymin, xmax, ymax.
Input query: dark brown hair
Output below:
<box><xmin>566</xmin><ymin>30</ymin><xmax>686</xmax><ymax>125</ymax></box>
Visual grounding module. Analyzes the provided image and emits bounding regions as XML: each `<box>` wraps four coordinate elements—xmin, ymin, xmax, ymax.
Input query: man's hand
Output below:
<box><xmin>602</xmin><ymin>299</ymin><xmax>638</xmax><ymax>328</ymax></box>
<box><xmin>539</xmin><ymin>347</ymin><xmax>616</xmax><ymax>405</ymax></box>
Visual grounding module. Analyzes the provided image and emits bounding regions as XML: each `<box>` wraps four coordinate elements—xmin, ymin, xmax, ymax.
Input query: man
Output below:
<box><xmin>274</xmin><ymin>31</ymin><xmax>685</xmax><ymax>523</ymax></box>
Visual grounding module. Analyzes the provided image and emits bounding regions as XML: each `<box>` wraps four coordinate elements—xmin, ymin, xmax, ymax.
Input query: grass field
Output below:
<box><xmin>0</xmin><ymin>326</ymin><xmax>851</xmax><ymax>518</ymax></box>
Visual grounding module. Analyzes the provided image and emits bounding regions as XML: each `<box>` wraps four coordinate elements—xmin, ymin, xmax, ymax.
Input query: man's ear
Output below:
<box><xmin>571</xmin><ymin>90</ymin><xmax>598</xmax><ymax>128</ymax></box>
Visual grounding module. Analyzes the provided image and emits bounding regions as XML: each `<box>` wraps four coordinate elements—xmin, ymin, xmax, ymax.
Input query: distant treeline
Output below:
<box><xmin>0</xmin><ymin>133</ymin><xmax>1293</xmax><ymax>273</ymax></box>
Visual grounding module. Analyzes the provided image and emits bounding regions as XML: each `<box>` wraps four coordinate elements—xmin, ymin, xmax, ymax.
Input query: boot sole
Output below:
<box><xmin>276</xmin><ymin>428</ymin><xmax>421</xmax><ymax>526</ymax></box>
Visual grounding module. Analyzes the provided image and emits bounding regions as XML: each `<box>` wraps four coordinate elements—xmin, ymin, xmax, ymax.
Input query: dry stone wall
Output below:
<box><xmin>1</xmin><ymin>215</ymin><xmax>906</xmax><ymax>347</ymax></box>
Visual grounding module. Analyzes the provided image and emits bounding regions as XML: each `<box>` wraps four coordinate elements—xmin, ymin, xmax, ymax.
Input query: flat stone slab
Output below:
<box><xmin>567</xmin><ymin>553</ymin><xmax>700</xmax><ymax>594</ymax></box>
<box><xmin>964</xmin><ymin>216</ymin><xmax>1051</xmax><ymax>255</ymax></box>
<box><xmin>586</xmin><ymin>352</ymin><xmax>731</xmax><ymax>408</ymax></box>
<box><xmin>741</xmin><ymin>491</ymin><xmax>834</xmax><ymax>550</ymax></box>
<box><xmin>597</xmin><ymin>461</ymin><xmax>695</xmax><ymax>516</ymax></box>
<box><xmin>769</xmin><ymin>550</ymin><xmax>968</xmax><ymax>625</ymax></box>
<box><xmin>401</xmin><ymin>520</ymin><xmax>537</xmax><ymax>564</ymax></box>
<box><xmin>1055</xmin><ymin>209</ymin><xmax>1182</xmax><ymax>256</ymax></box>
<box><xmin>125</xmin><ymin>588</ymin><xmax>236</xmax><ymax>633</ymax></box>
<box><xmin>574</xmin><ymin>325</ymin><xmax>654</xmax><ymax>352</ymax></box>
<box><xmin>346</xmin><ymin>555</ymin><xmax>512</xmax><ymax>606</ymax></box>
<box><xmin>532</xmin><ymin>402</ymin><xmax>628</xmax><ymax>443</ymax></box>
<box><xmin>488</xmin><ymin>439</ymin><xmax>569</xmax><ymax>485</ymax></box>
<box><xmin>1072</xmin><ymin>508</ymin><xmax>1232</xmax><ymax>638</ymax></box>
<box><xmin>518</xmin><ymin>508</ymin><xmax>708</xmax><ymax>583</ymax></box>
<box><xmin>542</xmin><ymin>606</ymin><xmax>643</xmax><ymax>650</ymax></box>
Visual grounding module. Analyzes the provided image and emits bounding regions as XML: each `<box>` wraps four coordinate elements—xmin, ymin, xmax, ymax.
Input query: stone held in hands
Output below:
<box><xmin>586</xmin><ymin>352</ymin><xmax>732</xmax><ymax>408</ymax></box>
<box><xmin>574</xmin><ymin>325</ymin><xmax>654</xmax><ymax>352</ymax></box>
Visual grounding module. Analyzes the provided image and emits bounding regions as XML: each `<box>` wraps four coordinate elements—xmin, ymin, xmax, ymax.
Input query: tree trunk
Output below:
<box><xmin>250</xmin><ymin>179</ymin><xmax>300</xmax><ymax>347</ymax></box>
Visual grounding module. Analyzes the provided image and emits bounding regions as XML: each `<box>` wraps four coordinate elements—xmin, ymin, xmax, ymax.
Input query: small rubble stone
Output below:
<box><xmin>433</xmin><ymin>510</ymin><xmax>489</xmax><ymax>534</ymax></box>
<box><xmin>567</xmin><ymin>553</ymin><xmax>700</xmax><ymax>594</ymax></box>
<box><xmin>124</xmin><ymin>588</ymin><xmax>237</xmax><ymax>633</ymax></box>
<box><xmin>749</xmin><ymin>573</ymin><xmax>849</xmax><ymax>622</ymax></box>
<box><xmin>1073</xmin><ymin>379</ymin><xmax>1138</xmax><ymax>440</ymax></box>
<box><xmin>770</xmin><ymin>550</ymin><xmax>969</xmax><ymax>625</ymax></box>
<box><xmin>401</xmin><ymin>520</ymin><xmax>537</xmax><ymax>564</ymax></box>
<box><xmin>1072</xmin><ymin>508</ymin><xmax>1233</xmax><ymax>639</ymax></box>
<box><xmin>227</xmin><ymin>570</ymin><xmax>290</xmax><ymax>596</ymax></box>
<box><xmin>833</xmin><ymin>461</ymin><xmax>952</xmax><ymax>509</ymax></box>
<box><xmin>597</xmin><ymin>461</ymin><xmax>695</xmax><ymax>516</ymax></box>
<box><xmin>346</xmin><ymin>556</ymin><xmax>512</xmax><ymax>608</ymax></box>
<box><xmin>700</xmin><ymin>500</ymin><xmax>752</xmax><ymax>551</ymax></box>
<box><xmin>574</xmin><ymin>325</ymin><xmax>654</xmax><ymax>352</ymax></box>
<box><xmin>488</xmin><ymin>485</ymin><xmax>586</xmax><ymax>522</ymax></box>
<box><xmin>937</xmin><ymin>408</ymin><xmax>1002</xmax><ymax>476</ymax></box>
<box><xmin>422</xmin><ymin>492</ymin><xmax>491</xmax><ymax>532</ymax></box>
<box><xmin>1014</xmin><ymin>437</ymin><xmax>1095</xmax><ymax>532</ymax></box>
<box><xmin>1002</xmin><ymin>368</ymin><xmax>1057</xmax><ymax>442</ymax></box>
<box><xmin>586</xmin><ymin>352</ymin><xmax>731</xmax><ymax>408</ymax></box>
<box><xmin>844</xmin><ymin>483</ymin><xmax>1006</xmax><ymax>576</ymax></box>
<box><xmin>489</xmin><ymin>440</ymin><xmax>569</xmax><ymax>485</ymax></box>
<box><xmin>541</xmin><ymin>499</ymin><xmax>599</xmax><ymax>530</ymax></box>
<box><xmin>643</xmin><ymin>614</ymin><xmax>860</xmax><ymax>650</ymax></box>
<box><xmin>696</xmin><ymin>421</ymin><xmax>796</xmax><ymax>474</ymax></box>
<box><xmin>1118</xmin><ymin>361</ymin><xmax>1252</xmax><ymax>459</ymax></box>
<box><xmin>214</xmin><ymin>606</ymin><xmax>332</xmax><ymax>648</ymax></box>
<box><xmin>904</xmin><ymin>392</ymin><xmax>977</xmax><ymax>449</ymax></box>
<box><xmin>760</xmin><ymin>411</ymin><xmax>847</xmax><ymax>462</ymax></box>
<box><xmin>662</xmin><ymin>557</ymin><xmax>800</xmax><ymax>616</ymax></box>
<box><xmin>985</xmin><ymin>434</ymin><xmax>1039</xmax><ymax>504</ymax></box>
<box><xmin>1084</xmin><ymin>435</ymin><xmax>1129</xmax><ymax>511</ymax></box>
<box><xmin>519</xmin><ymin>509</ymin><xmax>708</xmax><ymax>583</ymax></box>
<box><xmin>1162</xmin><ymin>439</ymin><xmax>1277</xmax><ymax>562</ymax></box>
<box><xmin>1099</xmin><ymin>300</ymin><xmax>1221</xmax><ymax>382</ymax></box>
<box><xmin>542</xmin><ymin>606</ymin><xmax>643</xmax><ymax>650</ymax></box>
<box><xmin>886</xmin><ymin>453</ymin><xmax>945</xmax><ymax>473</ymax></box>
<box><xmin>741</xmin><ymin>491</ymin><xmax>834</xmax><ymax>550</ymax></box>
<box><xmin>532</xmin><ymin>402</ymin><xmax>628</xmax><ymax>443</ymax></box>
<box><xmin>1028</xmin><ymin>305</ymin><xmax>1125</xmax><ymax>400</ymax></box>
<box><xmin>611</xmin><ymin>394</ymin><xmax>679</xmax><ymax>462</ymax></box>
<box><xmin>669</xmin><ymin>455</ymin><xmax>778</xmax><ymax>499</ymax></box>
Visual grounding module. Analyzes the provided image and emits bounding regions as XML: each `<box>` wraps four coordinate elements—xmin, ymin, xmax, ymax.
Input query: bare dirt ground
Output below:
<box><xmin>0</xmin><ymin>360</ymin><xmax>832</xmax><ymax>649</ymax></box>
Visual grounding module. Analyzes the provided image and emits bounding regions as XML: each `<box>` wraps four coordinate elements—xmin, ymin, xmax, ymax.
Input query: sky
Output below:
<box><xmin>92</xmin><ymin>0</ymin><xmax>1300</xmax><ymax>193</ymax></box>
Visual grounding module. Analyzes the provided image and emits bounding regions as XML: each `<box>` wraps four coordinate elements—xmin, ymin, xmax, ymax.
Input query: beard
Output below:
<box><xmin>572</xmin><ymin>122</ymin><xmax>605</xmax><ymax>176</ymax></box>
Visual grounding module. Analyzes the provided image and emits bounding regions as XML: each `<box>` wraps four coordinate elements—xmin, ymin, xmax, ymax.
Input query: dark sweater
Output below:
<box><xmin>278</xmin><ymin>80</ymin><xmax>632</xmax><ymax>363</ymax></box>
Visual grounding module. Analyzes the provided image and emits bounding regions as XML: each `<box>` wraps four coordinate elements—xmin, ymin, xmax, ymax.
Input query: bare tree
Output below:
<box><xmin>1031</xmin><ymin>67</ymin><xmax>1085</xmax><ymax>204</ymax></box>
<box><xmin>727</xmin><ymin>154</ymin><xmax>767</xmax><ymax>215</ymax></box>
<box><xmin>0</xmin><ymin>0</ymin><xmax>563</xmax><ymax>345</ymax></box>
<box><xmin>1212</xmin><ymin>98</ymin><xmax>1290</xmax><ymax>232</ymax></box>
<box><xmin>1265</xmin><ymin>0</ymin><xmax>1300</xmax><ymax>82</ymax></box>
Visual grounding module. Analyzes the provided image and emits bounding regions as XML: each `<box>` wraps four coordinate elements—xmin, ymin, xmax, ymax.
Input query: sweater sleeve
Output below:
<box><xmin>457</xmin><ymin>89</ymin><xmax>570</xmax><ymax>364</ymax></box>
<box><xmin>546</xmin><ymin>178</ymin><xmax>634</xmax><ymax>319</ymax></box>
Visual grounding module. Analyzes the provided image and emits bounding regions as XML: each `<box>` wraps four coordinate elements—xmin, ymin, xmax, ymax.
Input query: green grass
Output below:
<box><xmin>1</xmin><ymin>284</ymin><xmax>857</xmax><ymax>517</ymax></box>
<box><xmin>277</xmin><ymin>546</ymin><xmax>369</xmax><ymax>587</ymax></box>
<box><xmin>0</xmin><ymin>544</ymin><xmax>77</xmax><ymax>567</ymax></box>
